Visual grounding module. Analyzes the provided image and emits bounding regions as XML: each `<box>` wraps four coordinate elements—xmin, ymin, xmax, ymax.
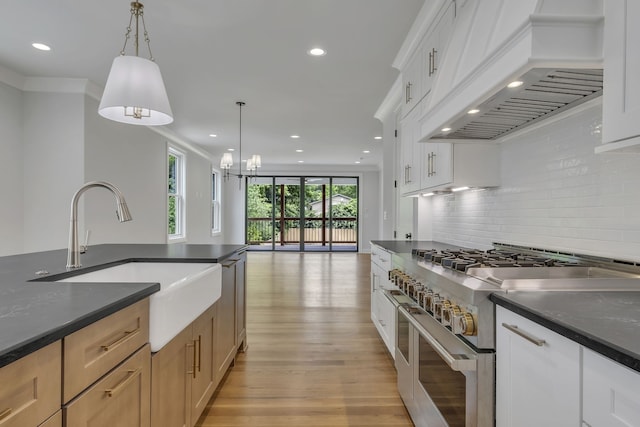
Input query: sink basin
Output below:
<box><xmin>57</xmin><ymin>262</ymin><xmax>222</xmax><ymax>351</ymax></box>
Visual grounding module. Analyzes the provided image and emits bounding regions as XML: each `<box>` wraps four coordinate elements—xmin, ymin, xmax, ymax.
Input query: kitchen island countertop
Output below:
<box><xmin>0</xmin><ymin>243</ymin><xmax>246</xmax><ymax>368</ymax></box>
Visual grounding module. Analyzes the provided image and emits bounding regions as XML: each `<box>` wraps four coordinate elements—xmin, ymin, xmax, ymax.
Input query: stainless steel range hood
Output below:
<box><xmin>430</xmin><ymin>68</ymin><xmax>603</xmax><ymax>140</ymax></box>
<box><xmin>417</xmin><ymin>1</ymin><xmax>604</xmax><ymax>142</ymax></box>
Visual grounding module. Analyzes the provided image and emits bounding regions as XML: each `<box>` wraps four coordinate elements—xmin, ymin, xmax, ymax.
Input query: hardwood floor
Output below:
<box><xmin>196</xmin><ymin>252</ymin><xmax>413</xmax><ymax>427</ymax></box>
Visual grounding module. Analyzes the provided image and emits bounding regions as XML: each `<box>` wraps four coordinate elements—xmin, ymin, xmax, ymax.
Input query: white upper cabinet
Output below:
<box><xmin>401</xmin><ymin>49</ymin><xmax>424</xmax><ymax>118</ymax></box>
<box><xmin>399</xmin><ymin>107</ymin><xmax>423</xmax><ymax>195</ymax></box>
<box><xmin>596</xmin><ymin>0</ymin><xmax>640</xmax><ymax>153</ymax></box>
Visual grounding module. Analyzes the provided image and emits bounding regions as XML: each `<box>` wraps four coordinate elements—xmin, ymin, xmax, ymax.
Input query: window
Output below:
<box><xmin>212</xmin><ymin>168</ymin><xmax>221</xmax><ymax>234</ymax></box>
<box><xmin>168</xmin><ymin>147</ymin><xmax>186</xmax><ymax>240</ymax></box>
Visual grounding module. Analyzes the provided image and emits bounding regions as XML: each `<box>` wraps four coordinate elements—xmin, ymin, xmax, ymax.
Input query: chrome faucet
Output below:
<box><xmin>67</xmin><ymin>181</ymin><xmax>132</xmax><ymax>269</ymax></box>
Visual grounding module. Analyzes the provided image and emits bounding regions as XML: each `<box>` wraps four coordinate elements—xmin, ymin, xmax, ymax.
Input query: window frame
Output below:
<box><xmin>211</xmin><ymin>167</ymin><xmax>222</xmax><ymax>235</ymax></box>
<box><xmin>168</xmin><ymin>146</ymin><xmax>186</xmax><ymax>242</ymax></box>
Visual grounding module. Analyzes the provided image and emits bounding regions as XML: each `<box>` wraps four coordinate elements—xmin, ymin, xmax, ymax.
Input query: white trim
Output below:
<box><xmin>0</xmin><ymin>64</ymin><xmax>25</xmax><ymax>90</ymax></box>
<box><xmin>168</xmin><ymin>145</ymin><xmax>187</xmax><ymax>241</ymax></box>
<box><xmin>374</xmin><ymin>75</ymin><xmax>402</xmax><ymax>122</ymax></box>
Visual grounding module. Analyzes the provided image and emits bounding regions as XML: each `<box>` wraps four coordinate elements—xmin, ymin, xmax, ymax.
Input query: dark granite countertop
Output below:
<box><xmin>371</xmin><ymin>240</ymin><xmax>465</xmax><ymax>254</ymax></box>
<box><xmin>0</xmin><ymin>243</ymin><xmax>246</xmax><ymax>368</ymax></box>
<box><xmin>492</xmin><ymin>292</ymin><xmax>640</xmax><ymax>372</ymax></box>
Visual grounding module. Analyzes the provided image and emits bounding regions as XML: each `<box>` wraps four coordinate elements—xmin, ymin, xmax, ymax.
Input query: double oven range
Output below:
<box><xmin>384</xmin><ymin>243</ymin><xmax>640</xmax><ymax>427</ymax></box>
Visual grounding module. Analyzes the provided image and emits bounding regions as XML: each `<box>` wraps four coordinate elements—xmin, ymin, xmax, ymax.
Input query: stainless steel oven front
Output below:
<box><xmin>396</xmin><ymin>305</ymin><xmax>494</xmax><ymax>427</ymax></box>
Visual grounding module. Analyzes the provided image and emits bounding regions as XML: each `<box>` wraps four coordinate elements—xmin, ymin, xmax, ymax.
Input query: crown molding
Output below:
<box><xmin>374</xmin><ymin>75</ymin><xmax>402</xmax><ymax>122</ymax></box>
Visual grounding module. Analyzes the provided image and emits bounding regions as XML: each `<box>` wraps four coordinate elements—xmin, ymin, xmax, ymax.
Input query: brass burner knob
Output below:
<box><xmin>442</xmin><ymin>304</ymin><xmax>461</xmax><ymax>326</ymax></box>
<box><xmin>454</xmin><ymin>312</ymin><xmax>477</xmax><ymax>336</ymax></box>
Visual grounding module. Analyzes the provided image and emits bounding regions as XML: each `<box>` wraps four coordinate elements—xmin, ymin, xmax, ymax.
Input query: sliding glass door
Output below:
<box><xmin>246</xmin><ymin>176</ymin><xmax>358</xmax><ymax>252</ymax></box>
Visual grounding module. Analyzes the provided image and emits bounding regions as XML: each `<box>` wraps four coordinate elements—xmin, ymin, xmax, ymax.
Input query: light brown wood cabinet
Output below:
<box><xmin>151</xmin><ymin>303</ymin><xmax>218</xmax><ymax>427</ymax></box>
<box><xmin>38</xmin><ymin>411</ymin><xmax>62</xmax><ymax>427</ymax></box>
<box><xmin>0</xmin><ymin>341</ymin><xmax>61</xmax><ymax>427</ymax></box>
<box><xmin>217</xmin><ymin>249</ymin><xmax>247</xmax><ymax>382</ymax></box>
<box><xmin>63</xmin><ymin>300</ymin><xmax>150</xmax><ymax>403</ymax></box>
<box><xmin>63</xmin><ymin>299</ymin><xmax>151</xmax><ymax>427</ymax></box>
<box><xmin>65</xmin><ymin>344</ymin><xmax>150</xmax><ymax>427</ymax></box>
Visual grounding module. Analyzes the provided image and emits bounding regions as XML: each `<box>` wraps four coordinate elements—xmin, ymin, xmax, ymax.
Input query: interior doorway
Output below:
<box><xmin>246</xmin><ymin>176</ymin><xmax>358</xmax><ymax>252</ymax></box>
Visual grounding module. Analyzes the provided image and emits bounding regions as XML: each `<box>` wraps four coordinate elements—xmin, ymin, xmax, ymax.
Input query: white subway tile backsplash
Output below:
<box><xmin>428</xmin><ymin>100</ymin><xmax>640</xmax><ymax>262</ymax></box>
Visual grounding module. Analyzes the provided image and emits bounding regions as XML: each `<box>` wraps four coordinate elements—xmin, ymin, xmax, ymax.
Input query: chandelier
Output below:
<box><xmin>220</xmin><ymin>101</ymin><xmax>262</xmax><ymax>184</ymax></box>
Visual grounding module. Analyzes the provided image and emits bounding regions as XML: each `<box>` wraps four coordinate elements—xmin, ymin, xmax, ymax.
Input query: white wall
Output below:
<box><xmin>22</xmin><ymin>92</ymin><xmax>84</xmax><ymax>253</ymax></box>
<box><xmin>83</xmin><ymin>95</ymin><xmax>167</xmax><ymax>244</ymax></box>
<box><xmin>0</xmin><ymin>78</ymin><xmax>222</xmax><ymax>256</ymax></box>
<box><xmin>427</xmin><ymin>99</ymin><xmax>640</xmax><ymax>262</ymax></box>
<box><xmin>0</xmin><ymin>82</ymin><xmax>24</xmax><ymax>256</ymax></box>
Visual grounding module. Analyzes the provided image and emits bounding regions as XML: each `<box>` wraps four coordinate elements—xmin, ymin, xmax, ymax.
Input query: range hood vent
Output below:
<box><xmin>416</xmin><ymin>1</ymin><xmax>603</xmax><ymax>143</ymax></box>
<box><xmin>433</xmin><ymin>68</ymin><xmax>603</xmax><ymax>140</ymax></box>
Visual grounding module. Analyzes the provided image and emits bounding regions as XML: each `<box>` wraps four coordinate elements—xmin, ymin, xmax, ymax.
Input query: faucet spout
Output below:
<box><xmin>67</xmin><ymin>181</ymin><xmax>133</xmax><ymax>269</ymax></box>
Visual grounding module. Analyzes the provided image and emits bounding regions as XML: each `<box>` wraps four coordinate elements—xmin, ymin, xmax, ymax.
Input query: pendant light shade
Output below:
<box><xmin>220</xmin><ymin>152</ymin><xmax>233</xmax><ymax>169</ymax></box>
<box><xmin>99</xmin><ymin>56</ymin><xmax>173</xmax><ymax>125</ymax></box>
<box><xmin>98</xmin><ymin>2</ymin><xmax>173</xmax><ymax>126</ymax></box>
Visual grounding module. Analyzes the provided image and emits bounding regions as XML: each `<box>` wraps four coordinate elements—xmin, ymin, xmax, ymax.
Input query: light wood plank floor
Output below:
<box><xmin>196</xmin><ymin>252</ymin><xmax>413</xmax><ymax>427</ymax></box>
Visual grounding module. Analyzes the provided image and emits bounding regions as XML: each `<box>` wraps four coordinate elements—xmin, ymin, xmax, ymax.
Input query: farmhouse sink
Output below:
<box><xmin>57</xmin><ymin>262</ymin><xmax>222</xmax><ymax>351</ymax></box>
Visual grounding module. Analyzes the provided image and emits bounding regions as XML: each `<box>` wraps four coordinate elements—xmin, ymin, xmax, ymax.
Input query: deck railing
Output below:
<box><xmin>247</xmin><ymin>217</ymin><xmax>357</xmax><ymax>245</ymax></box>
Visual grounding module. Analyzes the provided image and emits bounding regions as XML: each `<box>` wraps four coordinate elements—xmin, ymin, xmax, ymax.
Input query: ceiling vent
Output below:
<box><xmin>433</xmin><ymin>68</ymin><xmax>603</xmax><ymax>140</ymax></box>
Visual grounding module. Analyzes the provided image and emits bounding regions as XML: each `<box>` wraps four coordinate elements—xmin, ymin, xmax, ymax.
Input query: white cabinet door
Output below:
<box><xmin>496</xmin><ymin>307</ymin><xmax>581</xmax><ymax>427</ymax></box>
<box><xmin>400</xmin><ymin>108</ymin><xmax>423</xmax><ymax>195</ymax></box>
<box><xmin>402</xmin><ymin>51</ymin><xmax>424</xmax><ymax>118</ymax></box>
<box><xmin>583</xmin><ymin>348</ymin><xmax>640</xmax><ymax>427</ymax></box>
<box><xmin>421</xmin><ymin>0</ymin><xmax>455</xmax><ymax>97</ymax></box>
<box><xmin>421</xmin><ymin>142</ymin><xmax>453</xmax><ymax>189</ymax></box>
<box><xmin>601</xmin><ymin>0</ymin><xmax>640</xmax><ymax>148</ymax></box>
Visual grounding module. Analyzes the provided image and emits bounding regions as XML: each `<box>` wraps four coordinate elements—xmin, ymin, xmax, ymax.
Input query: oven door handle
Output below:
<box><xmin>400</xmin><ymin>307</ymin><xmax>477</xmax><ymax>372</ymax></box>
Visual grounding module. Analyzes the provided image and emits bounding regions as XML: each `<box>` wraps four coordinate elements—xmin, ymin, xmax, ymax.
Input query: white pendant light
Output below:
<box><xmin>220</xmin><ymin>101</ymin><xmax>263</xmax><ymax>184</ymax></box>
<box><xmin>98</xmin><ymin>2</ymin><xmax>173</xmax><ymax>126</ymax></box>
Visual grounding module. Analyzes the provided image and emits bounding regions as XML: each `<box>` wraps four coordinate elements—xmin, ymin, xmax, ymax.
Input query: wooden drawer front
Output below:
<box><xmin>63</xmin><ymin>299</ymin><xmax>149</xmax><ymax>403</ymax></box>
<box><xmin>0</xmin><ymin>341</ymin><xmax>61</xmax><ymax>427</ymax></box>
<box><xmin>38</xmin><ymin>410</ymin><xmax>62</xmax><ymax>427</ymax></box>
<box><xmin>65</xmin><ymin>344</ymin><xmax>150</xmax><ymax>427</ymax></box>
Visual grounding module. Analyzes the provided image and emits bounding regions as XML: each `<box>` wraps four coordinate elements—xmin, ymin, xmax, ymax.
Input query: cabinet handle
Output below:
<box><xmin>222</xmin><ymin>258</ymin><xmax>239</xmax><ymax>268</ymax></box>
<box><xmin>432</xmin><ymin>152</ymin><xmax>436</xmax><ymax>176</ymax></box>
<box><xmin>0</xmin><ymin>408</ymin><xmax>11</xmax><ymax>421</ymax></box>
<box><xmin>407</xmin><ymin>165</ymin><xmax>412</xmax><ymax>183</ymax></box>
<box><xmin>105</xmin><ymin>368</ymin><xmax>140</xmax><ymax>397</ymax></box>
<box><xmin>432</xmin><ymin>48</ymin><xmax>438</xmax><ymax>74</ymax></box>
<box><xmin>429</xmin><ymin>51</ymin><xmax>433</xmax><ymax>76</ymax></box>
<box><xmin>197</xmin><ymin>335</ymin><xmax>202</xmax><ymax>373</ymax></box>
<box><xmin>101</xmin><ymin>327</ymin><xmax>140</xmax><ymax>352</ymax></box>
<box><xmin>405</xmin><ymin>82</ymin><xmax>412</xmax><ymax>104</ymax></box>
<box><xmin>427</xmin><ymin>153</ymin><xmax>432</xmax><ymax>176</ymax></box>
<box><xmin>501</xmin><ymin>323</ymin><xmax>546</xmax><ymax>347</ymax></box>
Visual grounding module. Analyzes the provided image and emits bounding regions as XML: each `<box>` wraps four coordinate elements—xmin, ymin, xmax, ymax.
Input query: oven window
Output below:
<box><xmin>418</xmin><ymin>334</ymin><xmax>466</xmax><ymax>427</ymax></box>
<box><xmin>397</xmin><ymin>311</ymin><xmax>410</xmax><ymax>362</ymax></box>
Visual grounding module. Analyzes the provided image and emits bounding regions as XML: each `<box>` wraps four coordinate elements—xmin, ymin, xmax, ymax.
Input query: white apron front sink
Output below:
<box><xmin>58</xmin><ymin>262</ymin><xmax>222</xmax><ymax>351</ymax></box>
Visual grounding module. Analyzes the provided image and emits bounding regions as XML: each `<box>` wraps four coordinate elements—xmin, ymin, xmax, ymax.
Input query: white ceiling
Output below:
<box><xmin>0</xmin><ymin>0</ymin><xmax>424</xmax><ymax>169</ymax></box>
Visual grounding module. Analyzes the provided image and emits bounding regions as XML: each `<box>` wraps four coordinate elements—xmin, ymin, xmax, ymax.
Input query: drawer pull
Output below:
<box><xmin>196</xmin><ymin>335</ymin><xmax>202</xmax><ymax>372</ymax></box>
<box><xmin>502</xmin><ymin>323</ymin><xmax>546</xmax><ymax>346</ymax></box>
<box><xmin>101</xmin><ymin>327</ymin><xmax>140</xmax><ymax>352</ymax></box>
<box><xmin>0</xmin><ymin>408</ymin><xmax>11</xmax><ymax>421</ymax></box>
<box><xmin>105</xmin><ymin>368</ymin><xmax>140</xmax><ymax>397</ymax></box>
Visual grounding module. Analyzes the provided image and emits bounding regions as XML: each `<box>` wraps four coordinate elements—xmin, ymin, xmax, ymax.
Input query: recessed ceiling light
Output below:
<box><xmin>307</xmin><ymin>48</ymin><xmax>326</xmax><ymax>56</ymax></box>
<box><xmin>298</xmin><ymin>160</ymin><xmax>305</xmax><ymax>163</ymax></box>
<box><xmin>32</xmin><ymin>42</ymin><xmax>51</xmax><ymax>51</ymax></box>
<box><xmin>507</xmin><ymin>80</ymin><xmax>524</xmax><ymax>88</ymax></box>
<box><xmin>441</xmin><ymin>127</ymin><xmax>452</xmax><ymax>132</ymax></box>
<box><xmin>209</xmin><ymin>134</ymin><xmax>217</xmax><ymax>137</ymax></box>
<box><xmin>374</xmin><ymin>136</ymin><xmax>382</xmax><ymax>140</ymax></box>
<box><xmin>468</xmin><ymin>109</ymin><xmax>480</xmax><ymax>115</ymax></box>
<box><xmin>355</xmin><ymin>161</ymin><xmax>361</xmax><ymax>164</ymax></box>
<box><xmin>296</xmin><ymin>149</ymin><xmax>304</xmax><ymax>153</ymax></box>
<box><xmin>290</xmin><ymin>135</ymin><xmax>300</xmax><ymax>139</ymax></box>
<box><xmin>227</xmin><ymin>148</ymin><xmax>235</xmax><ymax>151</ymax></box>
<box><xmin>363</xmin><ymin>150</ymin><xmax>370</xmax><ymax>154</ymax></box>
